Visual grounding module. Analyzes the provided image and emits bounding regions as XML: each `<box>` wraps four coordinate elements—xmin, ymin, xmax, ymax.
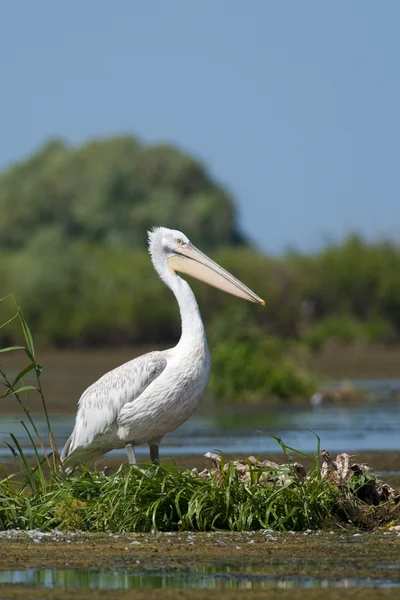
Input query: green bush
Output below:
<box><xmin>361</xmin><ymin>316</ymin><xmax>397</xmax><ymax>344</ymax></box>
<box><xmin>302</xmin><ymin>316</ymin><xmax>365</xmax><ymax>350</ymax></box>
<box><xmin>302</xmin><ymin>315</ymin><xmax>397</xmax><ymax>351</ymax></box>
<box><xmin>208</xmin><ymin>311</ymin><xmax>315</xmax><ymax>402</ymax></box>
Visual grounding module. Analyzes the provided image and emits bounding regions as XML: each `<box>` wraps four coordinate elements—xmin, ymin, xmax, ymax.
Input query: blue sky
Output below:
<box><xmin>0</xmin><ymin>1</ymin><xmax>398</xmax><ymax>253</ymax></box>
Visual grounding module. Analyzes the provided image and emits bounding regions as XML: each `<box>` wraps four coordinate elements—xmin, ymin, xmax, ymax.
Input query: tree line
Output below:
<box><xmin>1</xmin><ymin>235</ymin><xmax>399</xmax><ymax>349</ymax></box>
<box><xmin>0</xmin><ymin>137</ymin><xmax>399</xmax><ymax>350</ymax></box>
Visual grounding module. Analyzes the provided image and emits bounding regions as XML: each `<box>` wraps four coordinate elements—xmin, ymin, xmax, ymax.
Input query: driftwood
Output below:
<box><xmin>193</xmin><ymin>450</ymin><xmax>397</xmax><ymax>507</ymax></box>
<box><xmin>320</xmin><ymin>449</ymin><xmax>395</xmax><ymax>505</ymax></box>
<box><xmin>192</xmin><ymin>452</ymin><xmax>307</xmax><ymax>486</ymax></box>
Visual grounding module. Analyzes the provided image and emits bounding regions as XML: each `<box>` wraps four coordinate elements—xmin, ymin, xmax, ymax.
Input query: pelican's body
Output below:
<box><xmin>61</xmin><ymin>227</ymin><xmax>263</xmax><ymax>470</ymax></box>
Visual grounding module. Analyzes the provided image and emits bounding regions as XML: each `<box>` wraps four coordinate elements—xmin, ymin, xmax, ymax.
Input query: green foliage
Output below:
<box><xmin>290</xmin><ymin>235</ymin><xmax>400</xmax><ymax>337</ymax></box>
<box><xmin>0</xmin><ymin>461</ymin><xmax>337</xmax><ymax>533</ymax></box>
<box><xmin>0</xmin><ymin>298</ymin><xmax>60</xmax><ymax>514</ymax></box>
<box><xmin>2</xmin><ymin>232</ymin><xmax>400</xmax><ymax>350</ymax></box>
<box><xmin>303</xmin><ymin>316</ymin><xmax>366</xmax><ymax>350</ymax></box>
<box><xmin>303</xmin><ymin>316</ymin><xmax>397</xmax><ymax>351</ymax></box>
<box><xmin>208</xmin><ymin>310</ymin><xmax>315</xmax><ymax>402</ymax></box>
<box><xmin>0</xmin><ymin>137</ymin><xmax>243</xmax><ymax>252</ymax></box>
<box><xmin>1</xmin><ymin>138</ymin><xmax>400</xmax><ymax>352</ymax></box>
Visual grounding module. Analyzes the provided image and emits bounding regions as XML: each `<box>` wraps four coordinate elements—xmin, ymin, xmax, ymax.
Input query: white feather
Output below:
<box><xmin>61</xmin><ymin>352</ymin><xmax>167</xmax><ymax>467</ymax></box>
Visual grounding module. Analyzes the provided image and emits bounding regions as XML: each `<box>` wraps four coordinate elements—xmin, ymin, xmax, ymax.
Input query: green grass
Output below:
<box><xmin>0</xmin><ymin>300</ymin><xmax>398</xmax><ymax>533</ymax></box>
<box><xmin>0</xmin><ymin>455</ymin><xmax>338</xmax><ymax>533</ymax></box>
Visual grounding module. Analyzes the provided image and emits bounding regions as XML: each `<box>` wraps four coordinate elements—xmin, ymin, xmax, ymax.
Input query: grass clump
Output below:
<box><xmin>0</xmin><ymin>458</ymin><xmax>336</xmax><ymax>533</ymax></box>
<box><xmin>2</xmin><ymin>450</ymin><xmax>396</xmax><ymax>534</ymax></box>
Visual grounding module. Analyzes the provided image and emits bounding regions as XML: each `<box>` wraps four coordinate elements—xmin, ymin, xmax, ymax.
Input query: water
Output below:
<box><xmin>0</xmin><ymin>565</ymin><xmax>399</xmax><ymax>590</ymax></box>
<box><xmin>1</xmin><ymin>345</ymin><xmax>400</xmax><ymax>459</ymax></box>
<box><xmin>1</xmin><ymin>399</ymin><xmax>399</xmax><ymax>458</ymax></box>
<box><xmin>327</xmin><ymin>378</ymin><xmax>400</xmax><ymax>401</ymax></box>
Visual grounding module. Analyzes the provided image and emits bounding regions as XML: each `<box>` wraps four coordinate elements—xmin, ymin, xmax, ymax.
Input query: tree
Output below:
<box><xmin>0</xmin><ymin>136</ymin><xmax>245</xmax><ymax>251</ymax></box>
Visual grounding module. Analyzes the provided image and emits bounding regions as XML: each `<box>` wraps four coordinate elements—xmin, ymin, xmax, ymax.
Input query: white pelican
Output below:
<box><xmin>61</xmin><ymin>227</ymin><xmax>264</xmax><ymax>470</ymax></box>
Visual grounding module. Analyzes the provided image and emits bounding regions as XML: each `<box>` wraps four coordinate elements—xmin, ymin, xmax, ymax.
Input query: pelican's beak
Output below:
<box><xmin>168</xmin><ymin>243</ymin><xmax>265</xmax><ymax>306</ymax></box>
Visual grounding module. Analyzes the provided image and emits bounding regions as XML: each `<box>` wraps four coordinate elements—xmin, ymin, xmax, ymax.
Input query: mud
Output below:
<box><xmin>1</xmin><ymin>531</ymin><xmax>400</xmax><ymax>598</ymax></box>
<box><xmin>0</xmin><ymin>530</ymin><xmax>399</xmax><ymax>575</ymax></box>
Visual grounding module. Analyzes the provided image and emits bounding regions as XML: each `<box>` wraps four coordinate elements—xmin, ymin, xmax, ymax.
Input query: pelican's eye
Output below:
<box><xmin>175</xmin><ymin>238</ymin><xmax>183</xmax><ymax>245</ymax></box>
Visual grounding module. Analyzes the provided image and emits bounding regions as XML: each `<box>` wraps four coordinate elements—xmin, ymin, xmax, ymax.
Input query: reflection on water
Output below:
<box><xmin>1</xmin><ymin>401</ymin><xmax>400</xmax><ymax>458</ymax></box>
<box><xmin>0</xmin><ymin>566</ymin><xmax>399</xmax><ymax>590</ymax></box>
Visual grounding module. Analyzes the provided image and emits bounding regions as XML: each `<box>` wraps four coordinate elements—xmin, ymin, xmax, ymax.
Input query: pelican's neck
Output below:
<box><xmin>149</xmin><ymin>246</ymin><xmax>209</xmax><ymax>356</ymax></box>
<box><xmin>169</xmin><ymin>273</ymin><xmax>208</xmax><ymax>354</ymax></box>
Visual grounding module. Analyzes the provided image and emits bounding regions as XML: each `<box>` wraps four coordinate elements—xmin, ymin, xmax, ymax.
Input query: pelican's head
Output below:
<box><xmin>148</xmin><ymin>227</ymin><xmax>265</xmax><ymax>306</ymax></box>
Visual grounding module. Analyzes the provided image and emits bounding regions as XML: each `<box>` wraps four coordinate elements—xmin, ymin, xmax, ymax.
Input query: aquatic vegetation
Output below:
<box><xmin>0</xmin><ymin>303</ymin><xmax>399</xmax><ymax>534</ymax></box>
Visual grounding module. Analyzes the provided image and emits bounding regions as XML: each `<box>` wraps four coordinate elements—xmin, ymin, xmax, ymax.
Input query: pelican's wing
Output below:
<box><xmin>61</xmin><ymin>351</ymin><xmax>167</xmax><ymax>467</ymax></box>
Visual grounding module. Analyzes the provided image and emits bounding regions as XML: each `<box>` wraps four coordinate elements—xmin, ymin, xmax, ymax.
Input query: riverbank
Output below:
<box><xmin>0</xmin><ymin>531</ymin><xmax>400</xmax><ymax>598</ymax></box>
<box><xmin>0</xmin><ymin>530</ymin><xmax>398</xmax><ymax>574</ymax></box>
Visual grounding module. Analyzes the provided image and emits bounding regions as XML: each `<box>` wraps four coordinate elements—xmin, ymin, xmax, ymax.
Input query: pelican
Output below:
<box><xmin>61</xmin><ymin>227</ymin><xmax>264</xmax><ymax>471</ymax></box>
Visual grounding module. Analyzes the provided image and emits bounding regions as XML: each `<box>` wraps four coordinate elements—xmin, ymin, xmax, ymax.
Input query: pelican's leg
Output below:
<box><xmin>125</xmin><ymin>442</ymin><xmax>137</xmax><ymax>465</ymax></box>
<box><xmin>149</xmin><ymin>443</ymin><xmax>160</xmax><ymax>465</ymax></box>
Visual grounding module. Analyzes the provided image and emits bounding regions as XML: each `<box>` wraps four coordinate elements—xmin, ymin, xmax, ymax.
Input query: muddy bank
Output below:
<box><xmin>0</xmin><ymin>530</ymin><xmax>399</xmax><ymax>576</ymax></box>
<box><xmin>1</xmin><ymin>531</ymin><xmax>400</xmax><ymax>599</ymax></box>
